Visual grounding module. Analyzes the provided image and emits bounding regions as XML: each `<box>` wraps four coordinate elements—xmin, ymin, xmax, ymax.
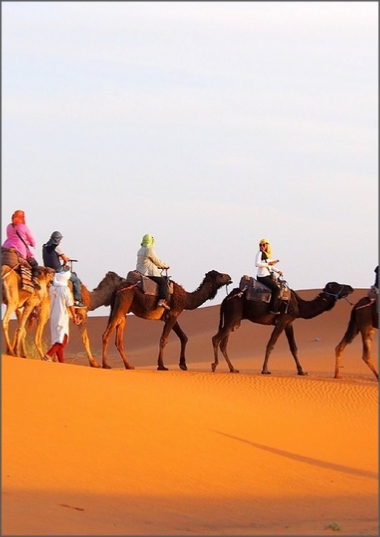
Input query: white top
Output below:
<box><xmin>136</xmin><ymin>246</ymin><xmax>169</xmax><ymax>277</ymax></box>
<box><xmin>255</xmin><ymin>250</ymin><xmax>281</xmax><ymax>278</ymax></box>
<box><xmin>49</xmin><ymin>283</ymin><xmax>74</xmax><ymax>344</ymax></box>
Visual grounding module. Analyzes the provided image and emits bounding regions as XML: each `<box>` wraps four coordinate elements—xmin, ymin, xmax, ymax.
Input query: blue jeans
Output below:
<box><xmin>57</xmin><ymin>267</ymin><xmax>82</xmax><ymax>302</ymax></box>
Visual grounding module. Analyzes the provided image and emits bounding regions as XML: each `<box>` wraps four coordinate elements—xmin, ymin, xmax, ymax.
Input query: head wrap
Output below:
<box><xmin>53</xmin><ymin>270</ymin><xmax>71</xmax><ymax>287</ymax></box>
<box><xmin>259</xmin><ymin>238</ymin><xmax>272</xmax><ymax>258</ymax></box>
<box><xmin>46</xmin><ymin>231</ymin><xmax>63</xmax><ymax>246</ymax></box>
<box><xmin>12</xmin><ymin>210</ymin><xmax>25</xmax><ymax>225</ymax></box>
<box><xmin>141</xmin><ymin>234</ymin><xmax>155</xmax><ymax>248</ymax></box>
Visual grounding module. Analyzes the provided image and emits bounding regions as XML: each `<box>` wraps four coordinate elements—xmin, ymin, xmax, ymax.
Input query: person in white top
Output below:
<box><xmin>255</xmin><ymin>238</ymin><xmax>283</xmax><ymax>315</ymax></box>
<box><xmin>43</xmin><ymin>271</ymin><xmax>80</xmax><ymax>363</ymax></box>
<box><xmin>136</xmin><ymin>234</ymin><xmax>171</xmax><ymax>310</ymax></box>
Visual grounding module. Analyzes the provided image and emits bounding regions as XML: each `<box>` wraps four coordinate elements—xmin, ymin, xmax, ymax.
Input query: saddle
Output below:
<box><xmin>2</xmin><ymin>247</ymin><xmax>35</xmax><ymax>293</ymax></box>
<box><xmin>126</xmin><ymin>270</ymin><xmax>174</xmax><ymax>297</ymax></box>
<box><xmin>239</xmin><ymin>275</ymin><xmax>291</xmax><ymax>304</ymax></box>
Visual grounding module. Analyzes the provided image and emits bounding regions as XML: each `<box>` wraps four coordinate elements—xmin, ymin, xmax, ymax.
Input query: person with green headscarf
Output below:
<box><xmin>136</xmin><ymin>234</ymin><xmax>171</xmax><ymax>310</ymax></box>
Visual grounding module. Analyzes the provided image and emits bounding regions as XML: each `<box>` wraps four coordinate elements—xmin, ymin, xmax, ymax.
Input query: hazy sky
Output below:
<box><xmin>2</xmin><ymin>1</ymin><xmax>378</xmax><ymax>316</ymax></box>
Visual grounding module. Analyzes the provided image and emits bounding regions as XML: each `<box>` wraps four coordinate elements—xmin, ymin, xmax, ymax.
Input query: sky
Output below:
<box><xmin>2</xmin><ymin>1</ymin><xmax>378</xmax><ymax>317</ymax></box>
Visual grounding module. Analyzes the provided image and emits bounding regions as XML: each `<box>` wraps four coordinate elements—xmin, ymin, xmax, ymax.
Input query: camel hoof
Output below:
<box><xmin>298</xmin><ymin>371</ymin><xmax>308</xmax><ymax>376</ymax></box>
<box><xmin>157</xmin><ymin>366</ymin><xmax>169</xmax><ymax>371</ymax></box>
<box><xmin>90</xmin><ymin>362</ymin><xmax>101</xmax><ymax>368</ymax></box>
<box><xmin>179</xmin><ymin>363</ymin><xmax>187</xmax><ymax>371</ymax></box>
<box><xmin>211</xmin><ymin>363</ymin><xmax>217</xmax><ymax>372</ymax></box>
<box><xmin>231</xmin><ymin>369</ymin><xmax>240</xmax><ymax>373</ymax></box>
<box><xmin>126</xmin><ymin>365</ymin><xmax>135</xmax><ymax>370</ymax></box>
<box><xmin>102</xmin><ymin>364</ymin><xmax>112</xmax><ymax>369</ymax></box>
<box><xmin>261</xmin><ymin>370</ymin><xmax>271</xmax><ymax>375</ymax></box>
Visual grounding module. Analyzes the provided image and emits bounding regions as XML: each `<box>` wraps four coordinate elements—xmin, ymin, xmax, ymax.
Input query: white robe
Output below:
<box><xmin>49</xmin><ymin>284</ymin><xmax>74</xmax><ymax>344</ymax></box>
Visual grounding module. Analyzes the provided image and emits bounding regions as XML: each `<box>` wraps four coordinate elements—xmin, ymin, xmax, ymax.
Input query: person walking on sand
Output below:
<box><xmin>43</xmin><ymin>271</ymin><xmax>80</xmax><ymax>363</ymax></box>
<box><xmin>255</xmin><ymin>238</ymin><xmax>283</xmax><ymax>315</ymax></box>
<box><xmin>136</xmin><ymin>234</ymin><xmax>171</xmax><ymax>310</ymax></box>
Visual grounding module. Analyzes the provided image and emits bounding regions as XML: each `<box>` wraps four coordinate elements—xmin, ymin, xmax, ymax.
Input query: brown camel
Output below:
<box><xmin>28</xmin><ymin>271</ymin><xmax>126</xmax><ymax>367</ymax></box>
<box><xmin>101</xmin><ymin>270</ymin><xmax>233</xmax><ymax>371</ymax></box>
<box><xmin>2</xmin><ymin>264</ymin><xmax>55</xmax><ymax>358</ymax></box>
<box><xmin>211</xmin><ymin>281</ymin><xmax>354</xmax><ymax>375</ymax></box>
<box><xmin>334</xmin><ymin>296</ymin><xmax>378</xmax><ymax>380</ymax></box>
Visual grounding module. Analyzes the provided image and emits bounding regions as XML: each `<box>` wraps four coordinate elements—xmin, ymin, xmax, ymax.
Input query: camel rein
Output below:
<box><xmin>322</xmin><ymin>285</ymin><xmax>354</xmax><ymax>306</ymax></box>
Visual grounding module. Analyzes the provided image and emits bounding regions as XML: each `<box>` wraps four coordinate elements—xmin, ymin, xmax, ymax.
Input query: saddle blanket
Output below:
<box><xmin>20</xmin><ymin>265</ymin><xmax>35</xmax><ymax>294</ymax></box>
<box><xmin>126</xmin><ymin>270</ymin><xmax>174</xmax><ymax>297</ymax></box>
<box><xmin>2</xmin><ymin>249</ymin><xmax>35</xmax><ymax>294</ymax></box>
<box><xmin>239</xmin><ymin>275</ymin><xmax>291</xmax><ymax>303</ymax></box>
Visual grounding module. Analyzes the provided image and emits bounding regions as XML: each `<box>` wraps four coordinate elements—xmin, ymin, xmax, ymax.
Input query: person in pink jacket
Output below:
<box><xmin>2</xmin><ymin>209</ymin><xmax>41</xmax><ymax>289</ymax></box>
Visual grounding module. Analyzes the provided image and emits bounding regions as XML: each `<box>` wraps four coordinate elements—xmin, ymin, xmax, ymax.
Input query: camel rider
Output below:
<box><xmin>136</xmin><ymin>234</ymin><xmax>171</xmax><ymax>310</ymax></box>
<box><xmin>2</xmin><ymin>209</ymin><xmax>41</xmax><ymax>290</ymax></box>
<box><xmin>42</xmin><ymin>231</ymin><xmax>86</xmax><ymax>309</ymax></box>
<box><xmin>255</xmin><ymin>238</ymin><xmax>283</xmax><ymax>315</ymax></box>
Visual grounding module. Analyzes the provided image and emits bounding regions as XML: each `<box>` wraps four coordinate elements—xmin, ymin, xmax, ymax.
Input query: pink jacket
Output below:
<box><xmin>2</xmin><ymin>223</ymin><xmax>36</xmax><ymax>259</ymax></box>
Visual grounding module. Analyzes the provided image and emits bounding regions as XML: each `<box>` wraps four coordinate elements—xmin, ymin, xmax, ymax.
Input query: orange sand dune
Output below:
<box><xmin>2</xmin><ymin>288</ymin><xmax>378</xmax><ymax>535</ymax></box>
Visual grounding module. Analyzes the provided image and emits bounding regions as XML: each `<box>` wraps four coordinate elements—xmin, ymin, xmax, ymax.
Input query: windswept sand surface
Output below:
<box><xmin>2</xmin><ymin>289</ymin><xmax>378</xmax><ymax>535</ymax></box>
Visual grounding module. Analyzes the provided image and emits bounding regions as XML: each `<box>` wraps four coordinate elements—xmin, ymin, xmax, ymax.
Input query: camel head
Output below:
<box><xmin>321</xmin><ymin>282</ymin><xmax>354</xmax><ymax>301</ymax></box>
<box><xmin>201</xmin><ymin>270</ymin><xmax>233</xmax><ymax>300</ymax></box>
<box><xmin>38</xmin><ymin>266</ymin><xmax>55</xmax><ymax>283</ymax></box>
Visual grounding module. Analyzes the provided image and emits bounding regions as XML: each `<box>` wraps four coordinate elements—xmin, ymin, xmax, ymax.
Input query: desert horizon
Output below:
<box><xmin>2</xmin><ymin>287</ymin><xmax>378</xmax><ymax>536</ymax></box>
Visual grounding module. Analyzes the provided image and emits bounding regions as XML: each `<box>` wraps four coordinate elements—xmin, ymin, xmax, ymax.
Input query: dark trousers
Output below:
<box><xmin>257</xmin><ymin>275</ymin><xmax>281</xmax><ymax>312</ymax></box>
<box><xmin>27</xmin><ymin>256</ymin><xmax>39</xmax><ymax>280</ymax></box>
<box><xmin>148</xmin><ymin>276</ymin><xmax>169</xmax><ymax>301</ymax></box>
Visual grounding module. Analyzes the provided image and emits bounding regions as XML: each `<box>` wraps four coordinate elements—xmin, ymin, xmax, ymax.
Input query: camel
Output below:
<box><xmin>101</xmin><ymin>270</ymin><xmax>233</xmax><ymax>371</ymax></box>
<box><xmin>211</xmin><ymin>281</ymin><xmax>354</xmax><ymax>375</ymax></box>
<box><xmin>28</xmin><ymin>271</ymin><xmax>126</xmax><ymax>367</ymax></box>
<box><xmin>2</xmin><ymin>264</ymin><xmax>55</xmax><ymax>358</ymax></box>
<box><xmin>334</xmin><ymin>295</ymin><xmax>378</xmax><ymax>380</ymax></box>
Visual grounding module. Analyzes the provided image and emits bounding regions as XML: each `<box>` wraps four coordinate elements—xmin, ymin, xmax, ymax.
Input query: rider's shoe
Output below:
<box><xmin>157</xmin><ymin>300</ymin><xmax>170</xmax><ymax>311</ymax></box>
<box><xmin>74</xmin><ymin>301</ymin><xmax>87</xmax><ymax>309</ymax></box>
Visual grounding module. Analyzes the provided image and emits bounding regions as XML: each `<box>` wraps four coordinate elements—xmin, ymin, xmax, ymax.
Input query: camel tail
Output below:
<box><xmin>218</xmin><ymin>296</ymin><xmax>227</xmax><ymax>331</ymax></box>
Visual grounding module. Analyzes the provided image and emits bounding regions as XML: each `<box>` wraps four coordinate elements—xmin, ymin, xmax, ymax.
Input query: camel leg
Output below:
<box><xmin>34</xmin><ymin>302</ymin><xmax>49</xmax><ymax>359</ymax></box>
<box><xmin>261</xmin><ymin>323</ymin><xmax>286</xmax><ymax>375</ymax></box>
<box><xmin>334</xmin><ymin>326</ymin><xmax>359</xmax><ymax>379</ymax></box>
<box><xmin>284</xmin><ymin>323</ymin><xmax>307</xmax><ymax>375</ymax></box>
<box><xmin>15</xmin><ymin>300</ymin><xmax>37</xmax><ymax>358</ymax></box>
<box><xmin>211</xmin><ymin>331</ymin><xmax>221</xmax><ymax>371</ymax></box>
<box><xmin>219</xmin><ymin>334</ymin><xmax>239</xmax><ymax>373</ymax></box>
<box><xmin>2</xmin><ymin>304</ymin><xmax>18</xmax><ymax>356</ymax></box>
<box><xmin>76</xmin><ymin>319</ymin><xmax>101</xmax><ymax>368</ymax></box>
<box><xmin>211</xmin><ymin>328</ymin><xmax>238</xmax><ymax>373</ymax></box>
<box><xmin>171</xmin><ymin>321</ymin><xmax>188</xmax><ymax>370</ymax></box>
<box><xmin>114</xmin><ymin>317</ymin><xmax>135</xmax><ymax>370</ymax></box>
<box><xmin>102</xmin><ymin>293</ymin><xmax>134</xmax><ymax>370</ymax></box>
<box><xmin>157</xmin><ymin>318</ymin><xmax>178</xmax><ymax>371</ymax></box>
<box><xmin>361</xmin><ymin>328</ymin><xmax>378</xmax><ymax>380</ymax></box>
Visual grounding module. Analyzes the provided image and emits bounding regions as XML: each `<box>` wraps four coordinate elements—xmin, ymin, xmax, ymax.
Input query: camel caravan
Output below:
<box><xmin>1</xmin><ymin>250</ymin><xmax>378</xmax><ymax>380</ymax></box>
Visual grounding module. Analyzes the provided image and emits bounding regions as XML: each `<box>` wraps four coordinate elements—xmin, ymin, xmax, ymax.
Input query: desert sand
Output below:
<box><xmin>2</xmin><ymin>288</ymin><xmax>378</xmax><ymax>536</ymax></box>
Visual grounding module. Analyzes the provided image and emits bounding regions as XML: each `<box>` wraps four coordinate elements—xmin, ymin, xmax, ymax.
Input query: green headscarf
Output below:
<box><xmin>141</xmin><ymin>234</ymin><xmax>155</xmax><ymax>248</ymax></box>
